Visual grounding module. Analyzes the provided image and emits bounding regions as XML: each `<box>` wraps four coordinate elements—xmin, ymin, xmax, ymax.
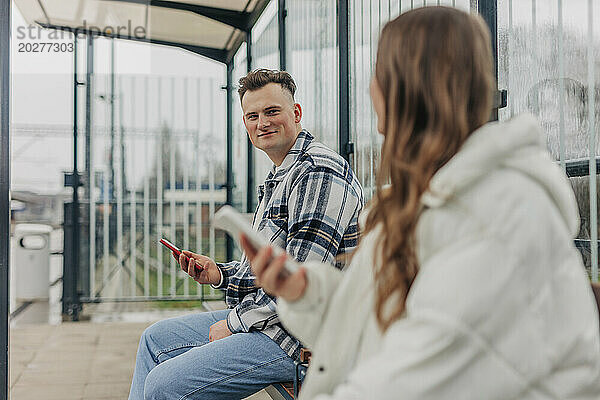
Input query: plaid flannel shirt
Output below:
<box><xmin>215</xmin><ymin>130</ymin><xmax>364</xmax><ymax>361</ymax></box>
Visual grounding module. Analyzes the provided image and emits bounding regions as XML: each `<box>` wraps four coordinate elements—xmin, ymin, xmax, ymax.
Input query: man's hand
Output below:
<box><xmin>209</xmin><ymin>319</ymin><xmax>233</xmax><ymax>342</ymax></box>
<box><xmin>175</xmin><ymin>251</ymin><xmax>222</xmax><ymax>286</ymax></box>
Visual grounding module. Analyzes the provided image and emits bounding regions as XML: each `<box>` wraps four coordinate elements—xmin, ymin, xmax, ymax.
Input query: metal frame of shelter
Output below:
<box><xmin>0</xmin><ymin>0</ymin><xmax>556</xmax><ymax>398</ymax></box>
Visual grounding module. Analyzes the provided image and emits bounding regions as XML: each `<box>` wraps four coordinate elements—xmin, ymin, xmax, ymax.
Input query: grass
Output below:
<box><xmin>154</xmin><ymin>299</ymin><xmax>205</xmax><ymax>309</ymax></box>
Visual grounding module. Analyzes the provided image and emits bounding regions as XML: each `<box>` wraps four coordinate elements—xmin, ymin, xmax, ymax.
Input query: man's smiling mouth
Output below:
<box><xmin>257</xmin><ymin>131</ymin><xmax>277</xmax><ymax>137</ymax></box>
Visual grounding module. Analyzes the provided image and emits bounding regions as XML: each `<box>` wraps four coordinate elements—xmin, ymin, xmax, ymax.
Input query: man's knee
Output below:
<box><xmin>141</xmin><ymin>320</ymin><xmax>159</xmax><ymax>339</ymax></box>
<box><xmin>140</xmin><ymin>320</ymin><xmax>169</xmax><ymax>346</ymax></box>
<box><xmin>136</xmin><ymin>320</ymin><xmax>170</xmax><ymax>364</ymax></box>
<box><xmin>144</xmin><ymin>363</ymin><xmax>179</xmax><ymax>400</ymax></box>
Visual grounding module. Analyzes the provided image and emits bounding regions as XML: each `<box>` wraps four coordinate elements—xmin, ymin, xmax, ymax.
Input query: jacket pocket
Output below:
<box><xmin>266</xmin><ymin>204</ymin><xmax>288</xmax><ymax>221</ymax></box>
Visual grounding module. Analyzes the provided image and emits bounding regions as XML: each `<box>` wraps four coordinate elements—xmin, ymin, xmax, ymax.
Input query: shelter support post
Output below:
<box><xmin>0</xmin><ymin>0</ymin><xmax>10</xmax><ymax>398</ymax></box>
<box><xmin>337</xmin><ymin>0</ymin><xmax>352</xmax><ymax>161</ymax></box>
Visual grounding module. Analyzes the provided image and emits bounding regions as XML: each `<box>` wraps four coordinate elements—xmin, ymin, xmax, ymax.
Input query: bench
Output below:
<box><xmin>266</xmin><ymin>349</ymin><xmax>311</xmax><ymax>400</ymax></box>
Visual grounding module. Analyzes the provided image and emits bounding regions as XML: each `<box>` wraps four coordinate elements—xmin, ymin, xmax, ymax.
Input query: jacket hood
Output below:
<box><xmin>421</xmin><ymin>113</ymin><xmax>580</xmax><ymax>237</ymax></box>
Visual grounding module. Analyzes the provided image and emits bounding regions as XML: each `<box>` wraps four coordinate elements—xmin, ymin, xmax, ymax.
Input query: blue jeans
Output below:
<box><xmin>128</xmin><ymin>309</ymin><xmax>296</xmax><ymax>400</ymax></box>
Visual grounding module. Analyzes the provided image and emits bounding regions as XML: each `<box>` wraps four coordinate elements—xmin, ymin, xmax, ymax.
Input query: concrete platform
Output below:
<box><xmin>9</xmin><ymin>306</ymin><xmax>272</xmax><ymax>400</ymax></box>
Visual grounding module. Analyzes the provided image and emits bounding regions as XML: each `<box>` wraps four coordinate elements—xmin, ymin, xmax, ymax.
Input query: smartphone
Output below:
<box><xmin>213</xmin><ymin>205</ymin><xmax>299</xmax><ymax>276</ymax></box>
<box><xmin>159</xmin><ymin>238</ymin><xmax>182</xmax><ymax>257</ymax></box>
<box><xmin>159</xmin><ymin>239</ymin><xmax>203</xmax><ymax>270</ymax></box>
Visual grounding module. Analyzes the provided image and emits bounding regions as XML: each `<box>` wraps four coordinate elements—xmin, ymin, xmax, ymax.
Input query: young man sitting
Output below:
<box><xmin>128</xmin><ymin>69</ymin><xmax>364</xmax><ymax>400</ymax></box>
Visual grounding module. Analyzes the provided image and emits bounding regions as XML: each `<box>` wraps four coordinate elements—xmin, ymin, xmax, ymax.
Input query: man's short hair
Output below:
<box><xmin>238</xmin><ymin>69</ymin><xmax>297</xmax><ymax>102</ymax></box>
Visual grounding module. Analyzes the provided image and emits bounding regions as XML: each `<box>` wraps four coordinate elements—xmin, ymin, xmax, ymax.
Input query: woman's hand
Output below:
<box><xmin>174</xmin><ymin>251</ymin><xmax>222</xmax><ymax>286</ymax></box>
<box><xmin>240</xmin><ymin>234</ymin><xmax>308</xmax><ymax>302</ymax></box>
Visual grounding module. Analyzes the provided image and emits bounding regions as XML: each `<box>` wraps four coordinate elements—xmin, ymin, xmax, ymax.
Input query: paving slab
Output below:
<box><xmin>9</xmin><ymin>318</ymin><xmax>275</xmax><ymax>399</ymax></box>
<box><xmin>11</xmin><ymin>383</ymin><xmax>86</xmax><ymax>400</ymax></box>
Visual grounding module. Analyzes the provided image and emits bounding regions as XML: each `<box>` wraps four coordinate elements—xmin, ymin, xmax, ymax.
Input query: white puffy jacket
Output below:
<box><xmin>278</xmin><ymin>114</ymin><xmax>600</xmax><ymax>400</ymax></box>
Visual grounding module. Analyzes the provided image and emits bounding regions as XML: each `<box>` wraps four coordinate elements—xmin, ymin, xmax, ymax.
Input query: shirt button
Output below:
<box><xmin>268</xmin><ymin>183</ymin><xmax>275</xmax><ymax>189</ymax></box>
<box><xmin>318</xmin><ymin>366</ymin><xmax>325</xmax><ymax>372</ymax></box>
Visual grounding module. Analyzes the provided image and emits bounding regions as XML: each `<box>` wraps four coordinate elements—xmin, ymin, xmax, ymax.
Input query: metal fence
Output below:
<box><xmin>79</xmin><ymin>73</ymin><xmax>228</xmax><ymax>301</ymax></box>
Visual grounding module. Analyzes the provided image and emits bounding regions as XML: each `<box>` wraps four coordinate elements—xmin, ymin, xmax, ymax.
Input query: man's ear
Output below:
<box><xmin>294</xmin><ymin>103</ymin><xmax>302</xmax><ymax>124</ymax></box>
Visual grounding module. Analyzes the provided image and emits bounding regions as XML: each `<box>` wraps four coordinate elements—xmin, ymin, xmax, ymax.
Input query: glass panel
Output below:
<box><xmin>11</xmin><ymin>24</ymin><xmax>229</xmax><ymax>300</ymax></box>
<box><xmin>349</xmin><ymin>1</ymin><xmax>475</xmax><ymax>199</ymax></box>
<box><xmin>287</xmin><ymin>0</ymin><xmax>338</xmax><ymax>152</ymax></box>
<box><xmin>498</xmin><ymin>0</ymin><xmax>599</xmax><ymax>279</ymax></box>
<box><xmin>87</xmin><ymin>70</ymin><xmax>227</xmax><ymax>299</ymax></box>
<box><xmin>252</xmin><ymin>0</ymin><xmax>280</xmax><ymax>70</ymax></box>
<box><xmin>498</xmin><ymin>0</ymin><xmax>600</xmax><ymax>161</ymax></box>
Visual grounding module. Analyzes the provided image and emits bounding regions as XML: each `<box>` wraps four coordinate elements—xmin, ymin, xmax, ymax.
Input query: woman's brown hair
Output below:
<box><xmin>365</xmin><ymin>7</ymin><xmax>495</xmax><ymax>331</ymax></box>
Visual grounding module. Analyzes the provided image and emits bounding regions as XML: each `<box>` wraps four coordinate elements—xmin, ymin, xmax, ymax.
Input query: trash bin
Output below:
<box><xmin>14</xmin><ymin>224</ymin><xmax>53</xmax><ymax>301</ymax></box>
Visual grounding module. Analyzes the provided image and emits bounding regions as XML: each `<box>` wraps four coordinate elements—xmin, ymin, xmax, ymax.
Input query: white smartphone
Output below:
<box><xmin>213</xmin><ymin>205</ymin><xmax>299</xmax><ymax>275</ymax></box>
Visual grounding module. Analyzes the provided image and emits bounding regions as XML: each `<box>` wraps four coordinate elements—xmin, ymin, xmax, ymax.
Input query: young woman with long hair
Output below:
<box><xmin>242</xmin><ymin>6</ymin><xmax>600</xmax><ymax>399</ymax></box>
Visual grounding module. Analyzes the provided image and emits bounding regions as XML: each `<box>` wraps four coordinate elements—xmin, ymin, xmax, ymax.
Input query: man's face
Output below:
<box><xmin>241</xmin><ymin>83</ymin><xmax>302</xmax><ymax>166</ymax></box>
